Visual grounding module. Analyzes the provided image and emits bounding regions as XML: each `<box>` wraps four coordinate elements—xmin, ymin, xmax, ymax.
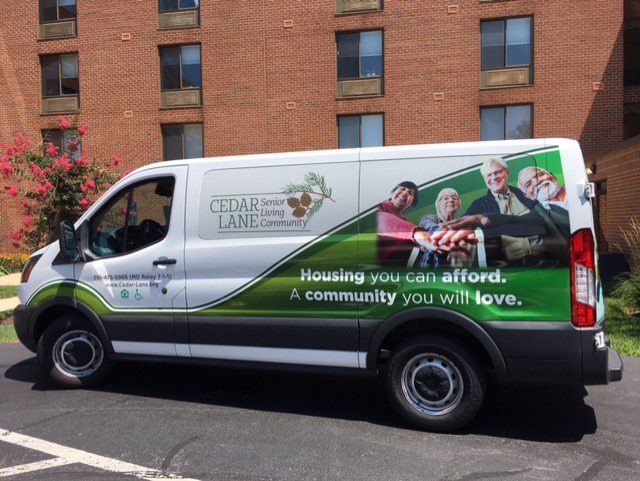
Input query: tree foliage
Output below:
<box><xmin>0</xmin><ymin>117</ymin><xmax>125</xmax><ymax>250</ymax></box>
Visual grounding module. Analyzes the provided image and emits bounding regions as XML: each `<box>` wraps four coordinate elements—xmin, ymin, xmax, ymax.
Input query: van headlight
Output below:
<box><xmin>21</xmin><ymin>255</ymin><xmax>42</xmax><ymax>284</ymax></box>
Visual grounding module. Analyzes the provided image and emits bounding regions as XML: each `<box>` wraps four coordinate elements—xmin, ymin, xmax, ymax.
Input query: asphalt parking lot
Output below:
<box><xmin>0</xmin><ymin>344</ymin><xmax>639</xmax><ymax>481</ymax></box>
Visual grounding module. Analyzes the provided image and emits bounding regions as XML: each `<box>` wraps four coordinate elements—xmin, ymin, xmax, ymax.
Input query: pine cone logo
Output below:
<box><xmin>281</xmin><ymin>173</ymin><xmax>335</xmax><ymax>220</ymax></box>
<box><xmin>300</xmin><ymin>192</ymin><xmax>312</xmax><ymax>207</ymax></box>
<box><xmin>292</xmin><ymin>207</ymin><xmax>307</xmax><ymax>218</ymax></box>
<box><xmin>287</xmin><ymin>197</ymin><xmax>300</xmax><ymax>208</ymax></box>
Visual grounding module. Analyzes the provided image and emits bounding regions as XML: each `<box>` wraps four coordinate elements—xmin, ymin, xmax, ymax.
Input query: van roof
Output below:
<box><xmin>134</xmin><ymin>138</ymin><xmax>577</xmax><ymax>174</ymax></box>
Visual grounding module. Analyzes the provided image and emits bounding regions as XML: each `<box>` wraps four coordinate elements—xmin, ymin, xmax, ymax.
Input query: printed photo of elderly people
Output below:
<box><xmin>440</xmin><ymin>158</ymin><xmax>570</xmax><ymax>266</ymax></box>
<box><xmin>376</xmin><ymin>182</ymin><xmax>477</xmax><ymax>266</ymax></box>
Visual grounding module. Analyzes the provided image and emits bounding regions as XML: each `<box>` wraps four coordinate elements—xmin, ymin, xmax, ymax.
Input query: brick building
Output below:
<box><xmin>0</xmin><ymin>0</ymin><xmax>634</xmax><ymax>252</ymax></box>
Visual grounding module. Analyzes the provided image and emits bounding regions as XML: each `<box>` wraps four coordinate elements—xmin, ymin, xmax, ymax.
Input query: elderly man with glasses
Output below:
<box><xmin>438</xmin><ymin>158</ymin><xmax>567</xmax><ymax>266</ymax></box>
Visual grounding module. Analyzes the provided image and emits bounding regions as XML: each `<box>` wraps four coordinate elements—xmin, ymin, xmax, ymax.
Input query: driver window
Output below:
<box><xmin>89</xmin><ymin>178</ymin><xmax>175</xmax><ymax>257</ymax></box>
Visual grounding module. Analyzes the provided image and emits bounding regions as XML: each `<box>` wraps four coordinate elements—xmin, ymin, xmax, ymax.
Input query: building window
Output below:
<box><xmin>624</xmin><ymin>104</ymin><xmax>640</xmax><ymax>140</ymax></box>
<box><xmin>162</xmin><ymin>124</ymin><xmax>203</xmax><ymax>160</ymax></box>
<box><xmin>337</xmin><ymin>31</ymin><xmax>383</xmax><ymax>97</ymax></box>
<box><xmin>39</xmin><ymin>0</ymin><xmax>77</xmax><ymax>39</ymax></box>
<box><xmin>480</xmin><ymin>17</ymin><xmax>532</xmax><ymax>88</ymax></box>
<box><xmin>160</xmin><ymin>45</ymin><xmax>202</xmax><ymax>108</ymax></box>
<box><xmin>159</xmin><ymin>0</ymin><xmax>199</xmax><ymax>12</ymax></box>
<box><xmin>338</xmin><ymin>31</ymin><xmax>383</xmax><ymax>80</ymax></box>
<box><xmin>481</xmin><ymin>105</ymin><xmax>532</xmax><ymax>141</ymax></box>
<box><xmin>41</xmin><ymin>54</ymin><xmax>78</xmax><ymax>97</ymax></box>
<box><xmin>158</xmin><ymin>0</ymin><xmax>200</xmax><ymax>29</ymax></box>
<box><xmin>338</xmin><ymin>114</ymin><xmax>384</xmax><ymax>148</ymax></box>
<box><xmin>40</xmin><ymin>54</ymin><xmax>79</xmax><ymax>114</ymax></box>
<box><xmin>624</xmin><ymin>26</ymin><xmax>640</xmax><ymax>86</ymax></box>
<box><xmin>40</xmin><ymin>0</ymin><xmax>76</xmax><ymax>22</ymax></box>
<box><xmin>42</xmin><ymin>129</ymin><xmax>82</xmax><ymax>159</ymax></box>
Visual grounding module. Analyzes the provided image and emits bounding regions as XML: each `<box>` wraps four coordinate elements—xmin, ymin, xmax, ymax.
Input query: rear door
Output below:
<box><xmin>75</xmin><ymin>166</ymin><xmax>188</xmax><ymax>356</ymax></box>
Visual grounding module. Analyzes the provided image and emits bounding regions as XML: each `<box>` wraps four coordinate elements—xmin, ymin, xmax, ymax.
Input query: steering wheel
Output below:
<box><xmin>140</xmin><ymin>219</ymin><xmax>165</xmax><ymax>243</ymax></box>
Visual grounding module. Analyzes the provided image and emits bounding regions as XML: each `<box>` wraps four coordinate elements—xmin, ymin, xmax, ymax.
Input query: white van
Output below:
<box><xmin>14</xmin><ymin>139</ymin><xmax>622</xmax><ymax>431</ymax></box>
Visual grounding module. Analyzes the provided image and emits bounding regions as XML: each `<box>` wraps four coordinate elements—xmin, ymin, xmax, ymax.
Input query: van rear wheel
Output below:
<box><xmin>385</xmin><ymin>334</ymin><xmax>485</xmax><ymax>432</ymax></box>
<box><xmin>37</xmin><ymin>315</ymin><xmax>113</xmax><ymax>388</ymax></box>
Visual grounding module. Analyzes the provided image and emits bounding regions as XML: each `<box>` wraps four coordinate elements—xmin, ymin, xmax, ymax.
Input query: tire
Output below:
<box><xmin>385</xmin><ymin>334</ymin><xmax>485</xmax><ymax>432</ymax></box>
<box><xmin>37</xmin><ymin>314</ymin><xmax>113</xmax><ymax>388</ymax></box>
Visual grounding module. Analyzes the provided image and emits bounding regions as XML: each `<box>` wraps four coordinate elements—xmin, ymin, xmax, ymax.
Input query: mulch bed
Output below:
<box><xmin>1</xmin><ymin>317</ymin><xmax>13</xmax><ymax>325</ymax></box>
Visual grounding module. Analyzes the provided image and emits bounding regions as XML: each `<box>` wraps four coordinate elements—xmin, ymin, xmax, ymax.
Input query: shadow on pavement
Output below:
<box><xmin>5</xmin><ymin>357</ymin><xmax>596</xmax><ymax>443</ymax></box>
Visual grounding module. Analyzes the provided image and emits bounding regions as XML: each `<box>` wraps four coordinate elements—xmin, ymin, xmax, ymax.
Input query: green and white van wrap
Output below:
<box><xmin>25</xmin><ymin>145</ymin><xmax>572</xmax><ymax>326</ymax></box>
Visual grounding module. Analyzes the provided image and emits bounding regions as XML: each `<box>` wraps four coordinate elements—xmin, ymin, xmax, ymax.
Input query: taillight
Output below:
<box><xmin>569</xmin><ymin>229</ymin><xmax>596</xmax><ymax>327</ymax></box>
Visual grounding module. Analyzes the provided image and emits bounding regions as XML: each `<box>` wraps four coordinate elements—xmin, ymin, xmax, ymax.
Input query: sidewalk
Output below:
<box><xmin>0</xmin><ymin>273</ymin><xmax>20</xmax><ymax>286</ymax></box>
<box><xmin>0</xmin><ymin>273</ymin><xmax>20</xmax><ymax>313</ymax></box>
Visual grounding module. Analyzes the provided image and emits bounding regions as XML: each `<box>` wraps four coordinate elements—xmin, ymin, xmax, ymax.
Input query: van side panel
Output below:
<box><xmin>183</xmin><ymin>153</ymin><xmax>362</xmax><ymax>367</ymax></box>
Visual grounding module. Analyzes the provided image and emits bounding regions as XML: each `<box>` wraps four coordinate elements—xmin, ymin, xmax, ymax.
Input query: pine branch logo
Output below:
<box><xmin>282</xmin><ymin>172</ymin><xmax>334</xmax><ymax>219</ymax></box>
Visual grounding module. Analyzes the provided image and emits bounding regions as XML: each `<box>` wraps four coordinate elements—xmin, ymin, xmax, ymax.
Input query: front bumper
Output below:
<box><xmin>12</xmin><ymin>304</ymin><xmax>37</xmax><ymax>352</ymax></box>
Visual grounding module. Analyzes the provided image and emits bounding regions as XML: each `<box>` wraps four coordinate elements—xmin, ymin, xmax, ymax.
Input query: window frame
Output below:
<box><xmin>40</xmin><ymin>53</ymin><xmax>79</xmax><ymax>98</ymax></box>
<box><xmin>337</xmin><ymin>113</ymin><xmax>385</xmax><ymax>148</ymax></box>
<box><xmin>336</xmin><ymin>29</ymin><xmax>384</xmax><ymax>81</ymax></box>
<box><xmin>39</xmin><ymin>0</ymin><xmax>77</xmax><ymax>24</ymax></box>
<box><xmin>158</xmin><ymin>0</ymin><xmax>200</xmax><ymax>13</ymax></box>
<box><xmin>86</xmin><ymin>176</ymin><xmax>176</xmax><ymax>259</ymax></box>
<box><xmin>480</xmin><ymin>104</ymin><xmax>533</xmax><ymax>141</ymax></box>
<box><xmin>480</xmin><ymin>16</ymin><xmax>534</xmax><ymax>71</ymax></box>
<box><xmin>161</xmin><ymin>123</ymin><xmax>204</xmax><ymax>161</ymax></box>
<box><xmin>159</xmin><ymin>44</ymin><xmax>202</xmax><ymax>92</ymax></box>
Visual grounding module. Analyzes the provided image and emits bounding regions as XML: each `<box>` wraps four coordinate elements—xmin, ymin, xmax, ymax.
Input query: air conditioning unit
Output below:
<box><xmin>39</xmin><ymin>21</ymin><xmax>76</xmax><ymax>39</ymax></box>
<box><xmin>159</xmin><ymin>10</ymin><xmax>199</xmax><ymax>29</ymax></box>
<box><xmin>337</xmin><ymin>0</ymin><xmax>381</xmax><ymax>14</ymax></box>
<box><xmin>42</xmin><ymin>96</ymin><xmax>79</xmax><ymax>114</ymax></box>
<box><xmin>161</xmin><ymin>89</ymin><xmax>201</xmax><ymax>108</ymax></box>
<box><xmin>481</xmin><ymin>67</ymin><xmax>531</xmax><ymax>89</ymax></box>
<box><xmin>337</xmin><ymin>77</ymin><xmax>383</xmax><ymax>98</ymax></box>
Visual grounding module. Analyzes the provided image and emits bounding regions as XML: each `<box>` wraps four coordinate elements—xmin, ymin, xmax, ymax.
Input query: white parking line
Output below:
<box><xmin>0</xmin><ymin>457</ymin><xmax>73</xmax><ymax>478</ymax></box>
<box><xmin>0</xmin><ymin>429</ymin><xmax>200</xmax><ymax>481</ymax></box>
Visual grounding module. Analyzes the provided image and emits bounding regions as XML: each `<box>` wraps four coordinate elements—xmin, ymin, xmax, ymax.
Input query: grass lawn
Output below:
<box><xmin>605</xmin><ymin>298</ymin><xmax>640</xmax><ymax>357</ymax></box>
<box><xmin>0</xmin><ymin>286</ymin><xmax>18</xmax><ymax>299</ymax></box>
<box><xmin>0</xmin><ymin>324</ymin><xmax>17</xmax><ymax>343</ymax></box>
<box><xmin>0</xmin><ymin>308</ymin><xmax>17</xmax><ymax>343</ymax></box>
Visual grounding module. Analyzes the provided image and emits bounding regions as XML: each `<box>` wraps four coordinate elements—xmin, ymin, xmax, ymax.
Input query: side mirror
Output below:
<box><xmin>59</xmin><ymin>221</ymin><xmax>81</xmax><ymax>262</ymax></box>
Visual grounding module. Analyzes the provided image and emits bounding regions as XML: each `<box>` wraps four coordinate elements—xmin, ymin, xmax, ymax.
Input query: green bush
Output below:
<box><xmin>606</xmin><ymin>220</ymin><xmax>640</xmax><ymax>357</ymax></box>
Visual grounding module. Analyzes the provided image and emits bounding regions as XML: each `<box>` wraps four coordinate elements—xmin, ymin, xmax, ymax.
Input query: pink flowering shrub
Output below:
<box><xmin>1</xmin><ymin>116</ymin><xmax>125</xmax><ymax>250</ymax></box>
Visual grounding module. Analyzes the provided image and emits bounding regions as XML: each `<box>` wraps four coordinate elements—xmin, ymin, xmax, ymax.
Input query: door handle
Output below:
<box><xmin>153</xmin><ymin>258</ymin><xmax>177</xmax><ymax>266</ymax></box>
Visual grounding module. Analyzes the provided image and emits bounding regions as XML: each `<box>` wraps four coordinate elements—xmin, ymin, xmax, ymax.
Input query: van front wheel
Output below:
<box><xmin>385</xmin><ymin>335</ymin><xmax>485</xmax><ymax>432</ymax></box>
<box><xmin>37</xmin><ymin>316</ymin><xmax>113</xmax><ymax>388</ymax></box>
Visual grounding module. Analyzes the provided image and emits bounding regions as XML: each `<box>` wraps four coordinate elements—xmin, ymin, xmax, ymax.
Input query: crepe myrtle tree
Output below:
<box><xmin>0</xmin><ymin>116</ymin><xmax>126</xmax><ymax>251</ymax></box>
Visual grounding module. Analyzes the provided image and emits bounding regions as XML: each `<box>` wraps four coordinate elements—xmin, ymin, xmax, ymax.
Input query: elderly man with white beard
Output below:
<box><xmin>518</xmin><ymin>166</ymin><xmax>567</xmax><ymax>208</ymax></box>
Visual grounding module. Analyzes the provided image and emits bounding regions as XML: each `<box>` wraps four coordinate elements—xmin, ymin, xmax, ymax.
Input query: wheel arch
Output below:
<box><xmin>366</xmin><ymin>307</ymin><xmax>508</xmax><ymax>382</ymax></box>
<box><xmin>30</xmin><ymin>298</ymin><xmax>114</xmax><ymax>353</ymax></box>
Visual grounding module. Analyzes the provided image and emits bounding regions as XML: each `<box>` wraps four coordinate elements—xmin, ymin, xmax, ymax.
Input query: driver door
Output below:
<box><xmin>75</xmin><ymin>167</ymin><xmax>187</xmax><ymax>356</ymax></box>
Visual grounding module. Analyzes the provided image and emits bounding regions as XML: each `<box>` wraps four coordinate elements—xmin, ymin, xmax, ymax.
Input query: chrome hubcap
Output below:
<box><xmin>401</xmin><ymin>353</ymin><xmax>463</xmax><ymax>416</ymax></box>
<box><xmin>52</xmin><ymin>330</ymin><xmax>104</xmax><ymax>378</ymax></box>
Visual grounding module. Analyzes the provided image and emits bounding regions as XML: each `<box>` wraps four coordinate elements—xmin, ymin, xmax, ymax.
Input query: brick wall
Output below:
<box><xmin>590</xmin><ymin>135</ymin><xmax>640</xmax><ymax>257</ymax></box>
<box><xmin>0</xmin><ymin>0</ymin><xmax>625</xmax><ymax>252</ymax></box>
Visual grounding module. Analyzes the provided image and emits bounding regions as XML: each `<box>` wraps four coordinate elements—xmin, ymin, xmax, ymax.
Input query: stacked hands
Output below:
<box><xmin>414</xmin><ymin>214</ymin><xmax>489</xmax><ymax>256</ymax></box>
